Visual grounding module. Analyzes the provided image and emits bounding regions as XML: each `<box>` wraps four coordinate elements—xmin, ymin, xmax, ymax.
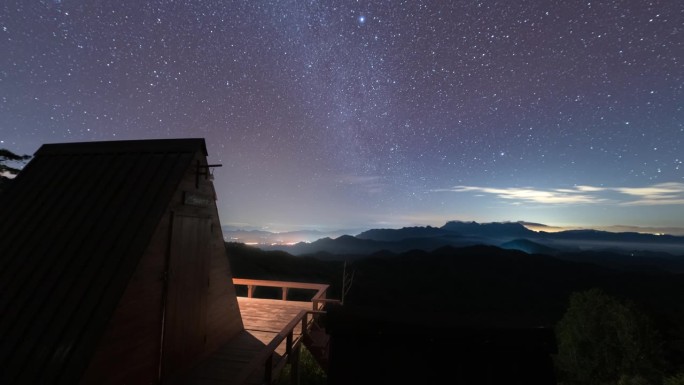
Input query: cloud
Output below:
<box><xmin>615</xmin><ymin>182</ymin><xmax>684</xmax><ymax>206</ymax></box>
<box><xmin>437</xmin><ymin>182</ymin><xmax>684</xmax><ymax>206</ymax></box>
<box><xmin>440</xmin><ymin>186</ymin><xmax>607</xmax><ymax>205</ymax></box>
<box><xmin>576</xmin><ymin>185</ymin><xmax>607</xmax><ymax>192</ymax></box>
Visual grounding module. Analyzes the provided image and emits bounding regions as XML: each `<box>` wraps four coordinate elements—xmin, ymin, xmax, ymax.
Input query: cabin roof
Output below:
<box><xmin>0</xmin><ymin>138</ymin><xmax>207</xmax><ymax>385</ymax></box>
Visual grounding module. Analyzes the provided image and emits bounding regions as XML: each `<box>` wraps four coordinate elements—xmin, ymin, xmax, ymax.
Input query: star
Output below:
<box><xmin>2</xmin><ymin>1</ymin><xmax>682</xmax><ymax>231</ymax></box>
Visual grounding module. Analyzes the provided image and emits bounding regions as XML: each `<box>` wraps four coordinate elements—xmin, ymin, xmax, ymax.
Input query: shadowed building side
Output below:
<box><xmin>0</xmin><ymin>138</ymin><xmax>244</xmax><ymax>385</ymax></box>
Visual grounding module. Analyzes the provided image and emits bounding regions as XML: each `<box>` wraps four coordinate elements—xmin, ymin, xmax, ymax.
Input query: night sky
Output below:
<box><xmin>1</xmin><ymin>1</ymin><xmax>682</xmax><ymax>233</ymax></box>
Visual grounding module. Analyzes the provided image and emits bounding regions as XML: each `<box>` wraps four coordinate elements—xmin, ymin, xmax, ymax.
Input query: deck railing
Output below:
<box><xmin>231</xmin><ymin>278</ymin><xmax>341</xmax><ymax>384</ymax></box>
<box><xmin>232</xmin><ymin>278</ymin><xmax>336</xmax><ymax>311</ymax></box>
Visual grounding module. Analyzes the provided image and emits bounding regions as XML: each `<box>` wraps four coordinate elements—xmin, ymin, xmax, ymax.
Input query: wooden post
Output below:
<box><xmin>286</xmin><ymin>330</ymin><xmax>293</xmax><ymax>358</ymax></box>
<box><xmin>282</xmin><ymin>287</ymin><xmax>288</xmax><ymax>301</ymax></box>
<box><xmin>247</xmin><ymin>285</ymin><xmax>254</xmax><ymax>298</ymax></box>
<box><xmin>302</xmin><ymin>313</ymin><xmax>309</xmax><ymax>336</ymax></box>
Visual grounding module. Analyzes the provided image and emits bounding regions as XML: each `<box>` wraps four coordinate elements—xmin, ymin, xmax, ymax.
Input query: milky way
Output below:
<box><xmin>1</xmin><ymin>1</ymin><xmax>682</xmax><ymax>231</ymax></box>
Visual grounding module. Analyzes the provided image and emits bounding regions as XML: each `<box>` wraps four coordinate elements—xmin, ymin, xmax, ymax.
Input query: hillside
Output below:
<box><xmin>225</xmin><ymin>241</ymin><xmax>684</xmax><ymax>372</ymax></box>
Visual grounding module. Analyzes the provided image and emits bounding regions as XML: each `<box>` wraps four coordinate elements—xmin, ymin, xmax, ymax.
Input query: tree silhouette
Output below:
<box><xmin>0</xmin><ymin>148</ymin><xmax>31</xmax><ymax>193</ymax></box>
<box><xmin>555</xmin><ymin>288</ymin><xmax>665</xmax><ymax>385</ymax></box>
<box><xmin>1</xmin><ymin>148</ymin><xmax>31</xmax><ymax>175</ymax></box>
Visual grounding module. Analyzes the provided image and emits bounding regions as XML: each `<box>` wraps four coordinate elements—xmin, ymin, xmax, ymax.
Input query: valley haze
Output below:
<box><xmin>223</xmin><ymin>220</ymin><xmax>684</xmax><ymax>256</ymax></box>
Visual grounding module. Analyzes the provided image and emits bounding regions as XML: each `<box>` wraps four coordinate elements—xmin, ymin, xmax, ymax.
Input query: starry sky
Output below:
<box><xmin>1</xmin><ymin>1</ymin><xmax>683</xmax><ymax>233</ymax></box>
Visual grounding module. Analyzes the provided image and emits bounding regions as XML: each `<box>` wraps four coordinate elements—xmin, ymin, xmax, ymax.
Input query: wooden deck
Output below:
<box><xmin>179</xmin><ymin>279</ymin><xmax>334</xmax><ymax>385</ymax></box>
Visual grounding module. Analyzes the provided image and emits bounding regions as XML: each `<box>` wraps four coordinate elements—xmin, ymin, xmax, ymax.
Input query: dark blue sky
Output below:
<box><xmin>1</xmin><ymin>1</ymin><xmax>682</xmax><ymax>232</ymax></box>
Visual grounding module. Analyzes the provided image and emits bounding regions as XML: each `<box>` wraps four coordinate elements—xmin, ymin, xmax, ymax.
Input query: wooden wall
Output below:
<box><xmin>164</xmin><ymin>152</ymin><xmax>244</xmax><ymax>360</ymax></box>
<box><xmin>80</xmin><ymin>151</ymin><xmax>244</xmax><ymax>384</ymax></box>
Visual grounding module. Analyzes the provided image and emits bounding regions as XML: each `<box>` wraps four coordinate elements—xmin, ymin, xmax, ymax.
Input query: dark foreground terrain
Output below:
<box><xmin>226</xmin><ymin>241</ymin><xmax>684</xmax><ymax>383</ymax></box>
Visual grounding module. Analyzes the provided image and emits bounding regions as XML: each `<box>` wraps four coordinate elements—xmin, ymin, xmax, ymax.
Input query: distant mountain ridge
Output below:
<box><xmin>255</xmin><ymin>220</ymin><xmax>684</xmax><ymax>262</ymax></box>
<box><xmin>222</xmin><ymin>227</ymin><xmax>357</xmax><ymax>244</ymax></box>
<box><xmin>441</xmin><ymin>220</ymin><xmax>537</xmax><ymax>238</ymax></box>
<box><xmin>356</xmin><ymin>225</ymin><xmax>451</xmax><ymax>241</ymax></box>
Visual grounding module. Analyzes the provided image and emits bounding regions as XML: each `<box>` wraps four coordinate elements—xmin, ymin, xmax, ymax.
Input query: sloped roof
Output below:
<box><xmin>0</xmin><ymin>138</ymin><xmax>207</xmax><ymax>385</ymax></box>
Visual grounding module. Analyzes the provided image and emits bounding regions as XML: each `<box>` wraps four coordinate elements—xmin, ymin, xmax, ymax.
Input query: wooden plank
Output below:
<box><xmin>162</xmin><ymin>214</ymin><xmax>211</xmax><ymax>380</ymax></box>
<box><xmin>202</xmin><ymin>188</ymin><xmax>244</xmax><ymax>351</ymax></box>
<box><xmin>239</xmin><ymin>298</ymin><xmax>312</xmax><ymax>334</ymax></box>
<box><xmin>180</xmin><ymin>297</ymin><xmax>314</xmax><ymax>385</ymax></box>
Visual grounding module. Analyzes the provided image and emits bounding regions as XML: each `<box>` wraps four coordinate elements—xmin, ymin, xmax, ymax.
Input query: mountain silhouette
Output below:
<box><xmin>256</xmin><ymin>220</ymin><xmax>684</xmax><ymax>258</ymax></box>
<box><xmin>356</xmin><ymin>226</ymin><xmax>452</xmax><ymax>241</ymax></box>
<box><xmin>441</xmin><ymin>220</ymin><xmax>537</xmax><ymax>238</ymax></box>
<box><xmin>282</xmin><ymin>234</ymin><xmax>476</xmax><ymax>256</ymax></box>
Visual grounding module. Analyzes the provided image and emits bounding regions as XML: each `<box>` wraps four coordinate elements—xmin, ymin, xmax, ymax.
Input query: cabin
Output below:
<box><xmin>0</xmin><ymin>138</ymin><xmax>333</xmax><ymax>385</ymax></box>
<box><xmin>0</xmin><ymin>137</ymin><xmax>558</xmax><ymax>385</ymax></box>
